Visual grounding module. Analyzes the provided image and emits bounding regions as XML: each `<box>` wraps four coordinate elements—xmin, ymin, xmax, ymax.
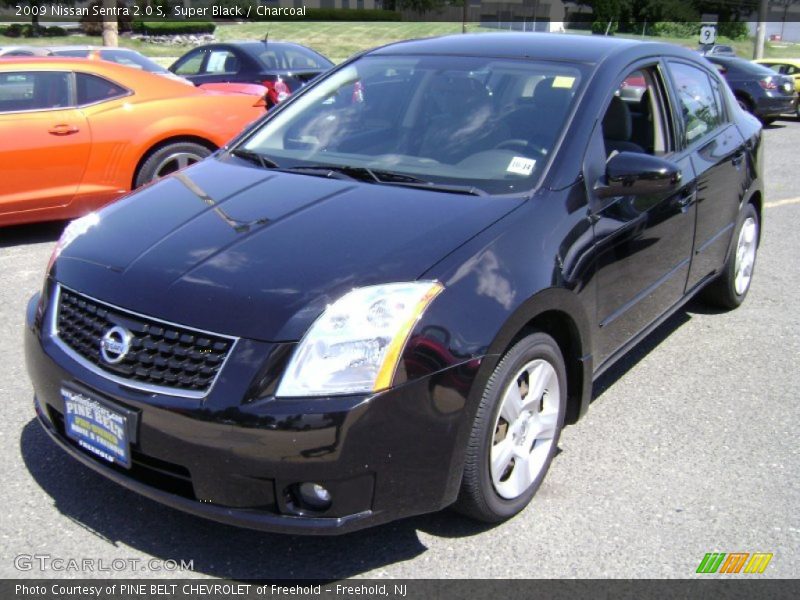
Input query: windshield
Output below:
<box><xmin>238</xmin><ymin>54</ymin><xmax>584</xmax><ymax>195</ymax></box>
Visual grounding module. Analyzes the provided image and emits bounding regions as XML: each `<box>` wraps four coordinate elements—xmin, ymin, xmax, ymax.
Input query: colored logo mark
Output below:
<box><xmin>696</xmin><ymin>552</ymin><xmax>773</xmax><ymax>574</ymax></box>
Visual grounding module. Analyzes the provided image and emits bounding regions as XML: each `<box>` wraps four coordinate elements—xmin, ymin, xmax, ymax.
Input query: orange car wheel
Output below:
<box><xmin>135</xmin><ymin>141</ymin><xmax>212</xmax><ymax>188</ymax></box>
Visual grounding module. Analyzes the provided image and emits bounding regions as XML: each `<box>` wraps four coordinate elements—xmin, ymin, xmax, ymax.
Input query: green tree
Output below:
<box><xmin>583</xmin><ymin>0</ymin><xmax>627</xmax><ymax>34</ymax></box>
<box><xmin>404</xmin><ymin>0</ymin><xmax>446</xmax><ymax>12</ymax></box>
<box><xmin>0</xmin><ymin>0</ymin><xmax>72</xmax><ymax>33</ymax></box>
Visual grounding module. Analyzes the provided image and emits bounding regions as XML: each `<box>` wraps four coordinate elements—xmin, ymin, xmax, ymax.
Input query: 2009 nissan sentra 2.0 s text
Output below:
<box><xmin>25</xmin><ymin>33</ymin><xmax>763</xmax><ymax>534</ymax></box>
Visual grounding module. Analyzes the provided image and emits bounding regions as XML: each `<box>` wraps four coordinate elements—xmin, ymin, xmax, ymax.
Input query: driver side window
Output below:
<box><xmin>602</xmin><ymin>66</ymin><xmax>672</xmax><ymax>159</ymax></box>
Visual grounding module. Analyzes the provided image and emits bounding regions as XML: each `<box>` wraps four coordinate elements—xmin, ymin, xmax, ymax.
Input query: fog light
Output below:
<box><xmin>297</xmin><ymin>482</ymin><xmax>332</xmax><ymax>510</ymax></box>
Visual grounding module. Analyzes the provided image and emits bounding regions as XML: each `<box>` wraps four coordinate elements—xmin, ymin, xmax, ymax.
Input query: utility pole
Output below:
<box><xmin>753</xmin><ymin>0</ymin><xmax>769</xmax><ymax>59</ymax></box>
<box><xmin>102</xmin><ymin>0</ymin><xmax>119</xmax><ymax>47</ymax></box>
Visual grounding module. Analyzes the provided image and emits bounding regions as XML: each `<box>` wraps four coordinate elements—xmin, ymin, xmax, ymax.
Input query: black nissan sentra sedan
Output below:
<box><xmin>25</xmin><ymin>33</ymin><xmax>763</xmax><ymax>534</ymax></box>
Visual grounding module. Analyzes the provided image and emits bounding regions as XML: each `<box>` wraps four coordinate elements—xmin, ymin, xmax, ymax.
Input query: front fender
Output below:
<box><xmin>397</xmin><ymin>190</ymin><xmax>597</xmax><ymax>505</ymax></box>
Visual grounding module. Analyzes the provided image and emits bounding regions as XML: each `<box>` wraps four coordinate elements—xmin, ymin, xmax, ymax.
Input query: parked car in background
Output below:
<box><xmin>0</xmin><ymin>46</ymin><xmax>51</xmax><ymax>57</ymax></box>
<box><xmin>754</xmin><ymin>58</ymin><xmax>800</xmax><ymax>117</ymax></box>
<box><xmin>697</xmin><ymin>44</ymin><xmax>737</xmax><ymax>57</ymax></box>
<box><xmin>0</xmin><ymin>58</ymin><xmax>266</xmax><ymax>227</ymax></box>
<box><xmin>705</xmin><ymin>55</ymin><xmax>797</xmax><ymax>124</ymax></box>
<box><xmin>169</xmin><ymin>41</ymin><xmax>333</xmax><ymax>107</ymax></box>
<box><xmin>45</xmin><ymin>46</ymin><xmax>190</xmax><ymax>84</ymax></box>
<box><xmin>26</xmin><ymin>34</ymin><xmax>764</xmax><ymax>534</ymax></box>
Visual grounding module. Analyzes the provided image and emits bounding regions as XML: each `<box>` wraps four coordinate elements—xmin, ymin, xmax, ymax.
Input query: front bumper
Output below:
<box><xmin>25</xmin><ymin>291</ymin><xmax>479</xmax><ymax>535</ymax></box>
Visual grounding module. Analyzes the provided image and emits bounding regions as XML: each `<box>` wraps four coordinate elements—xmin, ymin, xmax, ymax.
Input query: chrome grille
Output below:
<box><xmin>53</xmin><ymin>286</ymin><xmax>235</xmax><ymax>397</ymax></box>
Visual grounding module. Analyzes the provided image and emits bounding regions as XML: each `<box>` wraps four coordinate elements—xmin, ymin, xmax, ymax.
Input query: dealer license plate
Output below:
<box><xmin>61</xmin><ymin>387</ymin><xmax>132</xmax><ymax>469</ymax></box>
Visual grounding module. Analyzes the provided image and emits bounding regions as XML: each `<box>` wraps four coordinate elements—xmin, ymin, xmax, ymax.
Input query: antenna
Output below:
<box><xmin>263</xmin><ymin>32</ymin><xmax>269</xmax><ymax>45</ymax></box>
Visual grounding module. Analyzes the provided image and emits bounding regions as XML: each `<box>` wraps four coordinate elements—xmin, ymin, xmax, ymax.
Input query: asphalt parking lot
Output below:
<box><xmin>1</xmin><ymin>119</ymin><xmax>798</xmax><ymax>580</ymax></box>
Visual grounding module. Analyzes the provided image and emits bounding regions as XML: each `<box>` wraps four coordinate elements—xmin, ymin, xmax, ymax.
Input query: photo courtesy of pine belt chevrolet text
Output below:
<box><xmin>24</xmin><ymin>33</ymin><xmax>765</xmax><ymax>534</ymax></box>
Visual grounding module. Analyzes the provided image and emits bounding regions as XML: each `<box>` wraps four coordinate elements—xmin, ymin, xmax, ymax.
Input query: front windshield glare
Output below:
<box><xmin>241</xmin><ymin>55</ymin><xmax>583</xmax><ymax>195</ymax></box>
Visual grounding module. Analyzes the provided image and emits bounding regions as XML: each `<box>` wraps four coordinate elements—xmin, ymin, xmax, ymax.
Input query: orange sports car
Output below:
<box><xmin>0</xmin><ymin>58</ymin><xmax>267</xmax><ymax>227</ymax></box>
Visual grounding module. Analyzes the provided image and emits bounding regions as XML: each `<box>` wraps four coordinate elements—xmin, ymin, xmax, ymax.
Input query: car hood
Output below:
<box><xmin>55</xmin><ymin>157</ymin><xmax>521</xmax><ymax>341</ymax></box>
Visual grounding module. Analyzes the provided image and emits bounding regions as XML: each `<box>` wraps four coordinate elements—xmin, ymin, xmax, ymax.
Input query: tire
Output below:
<box><xmin>134</xmin><ymin>142</ymin><xmax>212</xmax><ymax>188</ymax></box>
<box><xmin>701</xmin><ymin>203</ymin><xmax>760</xmax><ymax>310</ymax></box>
<box><xmin>454</xmin><ymin>332</ymin><xmax>567</xmax><ymax>523</ymax></box>
<box><xmin>760</xmin><ymin>116</ymin><xmax>776</xmax><ymax>126</ymax></box>
<box><xmin>736</xmin><ymin>96</ymin><xmax>752</xmax><ymax>114</ymax></box>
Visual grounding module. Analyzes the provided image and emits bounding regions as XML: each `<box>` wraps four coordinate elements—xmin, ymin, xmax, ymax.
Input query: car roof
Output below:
<box><xmin>193</xmin><ymin>41</ymin><xmax>309</xmax><ymax>54</ymax></box>
<box><xmin>46</xmin><ymin>45</ymin><xmax>137</xmax><ymax>52</ymax></box>
<box><xmin>706</xmin><ymin>55</ymin><xmax>749</xmax><ymax>64</ymax></box>
<box><xmin>0</xmin><ymin>56</ymin><xmax>133</xmax><ymax>70</ymax></box>
<box><xmin>0</xmin><ymin>56</ymin><xmax>188</xmax><ymax>87</ymax></box>
<box><xmin>369</xmin><ymin>32</ymin><xmax>661</xmax><ymax>64</ymax></box>
<box><xmin>706</xmin><ymin>55</ymin><xmax>778</xmax><ymax>75</ymax></box>
<box><xmin>221</xmin><ymin>40</ymin><xmax>305</xmax><ymax>49</ymax></box>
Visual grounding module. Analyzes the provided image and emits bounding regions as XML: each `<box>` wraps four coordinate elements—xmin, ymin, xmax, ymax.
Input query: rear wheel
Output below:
<box><xmin>134</xmin><ymin>142</ymin><xmax>212</xmax><ymax>188</ymax></box>
<box><xmin>702</xmin><ymin>203</ymin><xmax>759</xmax><ymax>310</ymax></box>
<box><xmin>454</xmin><ymin>332</ymin><xmax>566</xmax><ymax>522</ymax></box>
<box><xmin>736</xmin><ymin>96</ymin><xmax>751</xmax><ymax>113</ymax></box>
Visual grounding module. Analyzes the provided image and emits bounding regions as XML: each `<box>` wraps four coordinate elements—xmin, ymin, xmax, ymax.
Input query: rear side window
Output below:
<box><xmin>667</xmin><ymin>62</ymin><xmax>723</xmax><ymax>145</ymax></box>
<box><xmin>257</xmin><ymin>47</ymin><xmax>331</xmax><ymax>71</ymax></box>
<box><xmin>0</xmin><ymin>71</ymin><xmax>71</xmax><ymax>112</ymax></box>
<box><xmin>205</xmin><ymin>50</ymin><xmax>240</xmax><ymax>74</ymax></box>
<box><xmin>76</xmin><ymin>73</ymin><xmax>127</xmax><ymax>105</ymax></box>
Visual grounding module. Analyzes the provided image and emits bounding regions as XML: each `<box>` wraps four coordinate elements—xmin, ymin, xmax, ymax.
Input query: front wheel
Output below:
<box><xmin>454</xmin><ymin>332</ymin><xmax>566</xmax><ymax>522</ymax></box>
<box><xmin>702</xmin><ymin>203</ymin><xmax>759</xmax><ymax>310</ymax></box>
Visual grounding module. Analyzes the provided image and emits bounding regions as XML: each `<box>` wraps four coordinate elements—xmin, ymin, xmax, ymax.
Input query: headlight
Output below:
<box><xmin>276</xmin><ymin>281</ymin><xmax>443</xmax><ymax>397</ymax></box>
<box><xmin>46</xmin><ymin>212</ymin><xmax>100</xmax><ymax>274</ymax></box>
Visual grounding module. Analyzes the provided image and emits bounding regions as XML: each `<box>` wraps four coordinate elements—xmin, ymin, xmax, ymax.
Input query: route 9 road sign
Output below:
<box><xmin>700</xmin><ymin>24</ymin><xmax>717</xmax><ymax>45</ymax></box>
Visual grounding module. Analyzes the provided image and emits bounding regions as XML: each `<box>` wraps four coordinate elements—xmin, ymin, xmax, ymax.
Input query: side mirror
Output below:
<box><xmin>595</xmin><ymin>152</ymin><xmax>682</xmax><ymax>198</ymax></box>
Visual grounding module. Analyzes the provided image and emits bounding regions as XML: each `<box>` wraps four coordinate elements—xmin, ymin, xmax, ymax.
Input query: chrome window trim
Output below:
<box><xmin>49</xmin><ymin>284</ymin><xmax>239</xmax><ymax>400</ymax></box>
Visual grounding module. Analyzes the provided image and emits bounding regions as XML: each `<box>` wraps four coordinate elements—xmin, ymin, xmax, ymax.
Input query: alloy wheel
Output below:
<box><xmin>153</xmin><ymin>151</ymin><xmax>205</xmax><ymax>179</ymax></box>
<box><xmin>490</xmin><ymin>358</ymin><xmax>561</xmax><ymax>500</ymax></box>
<box><xmin>734</xmin><ymin>216</ymin><xmax>758</xmax><ymax>296</ymax></box>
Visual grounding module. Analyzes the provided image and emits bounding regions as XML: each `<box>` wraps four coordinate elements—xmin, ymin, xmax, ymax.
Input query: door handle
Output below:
<box><xmin>677</xmin><ymin>189</ymin><xmax>697</xmax><ymax>211</ymax></box>
<box><xmin>48</xmin><ymin>124</ymin><xmax>80</xmax><ymax>136</ymax></box>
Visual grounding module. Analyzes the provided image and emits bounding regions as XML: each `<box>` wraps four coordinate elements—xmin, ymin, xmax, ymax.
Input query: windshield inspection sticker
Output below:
<box><xmin>552</xmin><ymin>76</ymin><xmax>576</xmax><ymax>89</ymax></box>
<box><xmin>507</xmin><ymin>156</ymin><xmax>536</xmax><ymax>176</ymax></box>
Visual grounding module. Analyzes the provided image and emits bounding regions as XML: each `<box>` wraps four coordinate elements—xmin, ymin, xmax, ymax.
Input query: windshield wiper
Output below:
<box><xmin>377</xmin><ymin>180</ymin><xmax>487</xmax><ymax>196</ymax></box>
<box><xmin>276</xmin><ymin>165</ymin><xmax>369</xmax><ymax>182</ymax></box>
<box><xmin>279</xmin><ymin>164</ymin><xmax>486</xmax><ymax>196</ymax></box>
<box><xmin>229</xmin><ymin>148</ymin><xmax>280</xmax><ymax>169</ymax></box>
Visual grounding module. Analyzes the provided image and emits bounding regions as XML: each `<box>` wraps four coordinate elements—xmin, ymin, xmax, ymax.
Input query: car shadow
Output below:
<box><xmin>20</xmin><ymin>297</ymin><xmax>710</xmax><ymax>578</ymax></box>
<box><xmin>0</xmin><ymin>221</ymin><xmax>65</xmax><ymax>249</ymax></box>
<box><xmin>20</xmin><ymin>418</ymin><xmax>475</xmax><ymax>579</ymax></box>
